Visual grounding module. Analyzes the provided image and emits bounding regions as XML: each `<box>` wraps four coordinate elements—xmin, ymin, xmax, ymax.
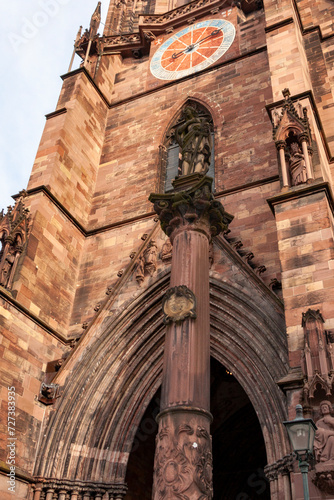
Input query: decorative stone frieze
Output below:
<box><xmin>264</xmin><ymin>454</ymin><xmax>294</xmax><ymax>481</ymax></box>
<box><xmin>33</xmin><ymin>480</ymin><xmax>127</xmax><ymax>500</ymax></box>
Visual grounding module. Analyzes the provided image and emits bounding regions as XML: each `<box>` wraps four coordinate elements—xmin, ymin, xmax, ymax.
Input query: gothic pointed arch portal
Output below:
<box><xmin>34</xmin><ymin>274</ymin><xmax>289</xmax><ymax>499</ymax></box>
<box><xmin>125</xmin><ymin>358</ymin><xmax>270</xmax><ymax>499</ymax></box>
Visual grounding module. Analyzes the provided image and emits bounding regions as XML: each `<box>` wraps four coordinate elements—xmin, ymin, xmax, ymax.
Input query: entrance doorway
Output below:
<box><xmin>125</xmin><ymin>358</ymin><xmax>269</xmax><ymax>499</ymax></box>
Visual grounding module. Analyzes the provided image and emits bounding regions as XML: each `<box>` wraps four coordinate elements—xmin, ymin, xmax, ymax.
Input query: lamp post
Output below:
<box><xmin>283</xmin><ymin>404</ymin><xmax>317</xmax><ymax>500</ymax></box>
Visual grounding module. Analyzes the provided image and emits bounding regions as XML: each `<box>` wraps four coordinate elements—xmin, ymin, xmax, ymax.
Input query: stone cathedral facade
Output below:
<box><xmin>1</xmin><ymin>0</ymin><xmax>334</xmax><ymax>498</ymax></box>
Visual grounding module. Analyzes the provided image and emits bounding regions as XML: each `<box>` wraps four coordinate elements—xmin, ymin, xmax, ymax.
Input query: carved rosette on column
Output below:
<box><xmin>149</xmin><ymin>176</ymin><xmax>233</xmax><ymax>500</ymax></box>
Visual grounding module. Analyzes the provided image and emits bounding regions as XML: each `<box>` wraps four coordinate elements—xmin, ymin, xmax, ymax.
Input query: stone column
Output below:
<box><xmin>149</xmin><ymin>175</ymin><xmax>233</xmax><ymax>500</ymax></box>
<box><xmin>45</xmin><ymin>489</ymin><xmax>55</xmax><ymax>500</ymax></box>
<box><xmin>33</xmin><ymin>483</ymin><xmax>43</xmax><ymax>500</ymax></box>
<box><xmin>275</xmin><ymin>141</ymin><xmax>289</xmax><ymax>188</ymax></box>
<box><xmin>299</xmin><ymin>133</ymin><xmax>313</xmax><ymax>182</ymax></box>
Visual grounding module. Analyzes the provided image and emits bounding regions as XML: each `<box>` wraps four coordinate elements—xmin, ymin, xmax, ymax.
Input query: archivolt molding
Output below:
<box><xmin>35</xmin><ymin>273</ymin><xmax>289</xmax><ymax>483</ymax></box>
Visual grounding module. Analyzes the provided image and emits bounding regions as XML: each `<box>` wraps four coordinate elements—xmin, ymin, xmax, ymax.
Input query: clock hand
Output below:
<box><xmin>193</xmin><ymin>28</ymin><xmax>222</xmax><ymax>48</ymax></box>
<box><xmin>171</xmin><ymin>28</ymin><xmax>222</xmax><ymax>59</ymax></box>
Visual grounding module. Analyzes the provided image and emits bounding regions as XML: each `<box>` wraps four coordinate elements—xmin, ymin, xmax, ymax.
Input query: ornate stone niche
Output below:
<box><xmin>300</xmin><ymin>310</ymin><xmax>334</xmax><ymax>493</ymax></box>
<box><xmin>270</xmin><ymin>88</ymin><xmax>314</xmax><ymax>189</ymax></box>
<box><xmin>301</xmin><ymin>309</ymin><xmax>334</xmax><ymax>404</ymax></box>
<box><xmin>0</xmin><ymin>191</ymin><xmax>31</xmax><ymax>291</ymax></box>
<box><xmin>160</xmin><ymin>101</ymin><xmax>214</xmax><ymax>193</ymax></box>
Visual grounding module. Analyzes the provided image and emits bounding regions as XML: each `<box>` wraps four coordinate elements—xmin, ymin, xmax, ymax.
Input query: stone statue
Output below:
<box><xmin>135</xmin><ymin>257</ymin><xmax>145</xmax><ymax>286</ymax></box>
<box><xmin>314</xmin><ymin>401</ymin><xmax>334</xmax><ymax>463</ymax></box>
<box><xmin>161</xmin><ymin>238</ymin><xmax>172</xmax><ymax>262</ymax></box>
<box><xmin>286</xmin><ymin>133</ymin><xmax>307</xmax><ymax>186</ymax></box>
<box><xmin>144</xmin><ymin>241</ymin><xmax>158</xmax><ymax>276</ymax></box>
<box><xmin>0</xmin><ymin>249</ymin><xmax>15</xmax><ymax>288</ymax></box>
<box><xmin>175</xmin><ymin>106</ymin><xmax>212</xmax><ymax>176</ymax></box>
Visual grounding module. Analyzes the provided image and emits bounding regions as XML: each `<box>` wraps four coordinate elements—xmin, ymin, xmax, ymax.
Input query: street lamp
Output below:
<box><xmin>283</xmin><ymin>404</ymin><xmax>317</xmax><ymax>500</ymax></box>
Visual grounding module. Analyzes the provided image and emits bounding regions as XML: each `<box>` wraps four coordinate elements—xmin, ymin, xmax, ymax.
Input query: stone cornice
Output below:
<box><xmin>12</xmin><ymin>185</ymin><xmax>156</xmax><ymax>237</ymax></box>
<box><xmin>267</xmin><ymin>180</ymin><xmax>334</xmax><ymax>215</ymax></box>
<box><xmin>45</xmin><ymin>107</ymin><xmax>67</xmax><ymax>120</ymax></box>
<box><xmin>139</xmin><ymin>0</ymin><xmax>225</xmax><ymax>34</ymax></box>
<box><xmin>0</xmin><ymin>460</ymin><xmax>34</xmax><ymax>484</ymax></box>
<box><xmin>0</xmin><ymin>287</ymin><xmax>69</xmax><ymax>344</ymax></box>
<box><xmin>265</xmin><ymin>0</ymin><xmax>334</xmax><ymax>42</ymax></box>
<box><xmin>60</xmin><ymin>67</ymin><xmax>110</xmax><ymax>107</ymax></box>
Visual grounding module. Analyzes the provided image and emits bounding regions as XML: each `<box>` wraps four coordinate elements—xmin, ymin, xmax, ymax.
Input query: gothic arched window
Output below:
<box><xmin>162</xmin><ymin>102</ymin><xmax>215</xmax><ymax>193</ymax></box>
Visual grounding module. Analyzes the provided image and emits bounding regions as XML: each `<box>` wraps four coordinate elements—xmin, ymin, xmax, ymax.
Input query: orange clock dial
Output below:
<box><xmin>150</xmin><ymin>19</ymin><xmax>235</xmax><ymax>81</ymax></box>
<box><xmin>161</xmin><ymin>27</ymin><xmax>224</xmax><ymax>72</ymax></box>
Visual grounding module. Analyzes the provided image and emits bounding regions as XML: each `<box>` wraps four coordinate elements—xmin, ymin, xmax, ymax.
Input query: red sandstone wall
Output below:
<box><xmin>0</xmin><ymin>298</ymin><xmax>67</xmax><ymax>496</ymax></box>
<box><xmin>1</xmin><ymin>1</ymin><xmax>334</xmax><ymax>495</ymax></box>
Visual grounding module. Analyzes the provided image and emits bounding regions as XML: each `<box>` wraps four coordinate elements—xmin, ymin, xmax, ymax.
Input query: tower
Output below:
<box><xmin>1</xmin><ymin>0</ymin><xmax>334</xmax><ymax>499</ymax></box>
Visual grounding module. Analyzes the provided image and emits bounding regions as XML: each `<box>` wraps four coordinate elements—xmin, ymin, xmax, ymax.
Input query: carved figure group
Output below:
<box><xmin>314</xmin><ymin>401</ymin><xmax>334</xmax><ymax>463</ymax></box>
<box><xmin>175</xmin><ymin>106</ymin><xmax>212</xmax><ymax>176</ymax></box>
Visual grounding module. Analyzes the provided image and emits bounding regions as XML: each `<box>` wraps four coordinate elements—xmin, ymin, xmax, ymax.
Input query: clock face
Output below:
<box><xmin>150</xmin><ymin>19</ymin><xmax>235</xmax><ymax>81</ymax></box>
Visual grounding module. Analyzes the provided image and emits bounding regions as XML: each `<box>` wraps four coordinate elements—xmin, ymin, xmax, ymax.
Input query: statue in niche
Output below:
<box><xmin>286</xmin><ymin>131</ymin><xmax>307</xmax><ymax>186</ymax></box>
<box><xmin>175</xmin><ymin>106</ymin><xmax>212</xmax><ymax>176</ymax></box>
<box><xmin>0</xmin><ymin>248</ymin><xmax>15</xmax><ymax>288</ymax></box>
<box><xmin>314</xmin><ymin>401</ymin><xmax>334</xmax><ymax>463</ymax></box>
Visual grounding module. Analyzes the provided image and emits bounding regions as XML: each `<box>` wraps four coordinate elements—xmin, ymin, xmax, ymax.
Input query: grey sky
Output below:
<box><xmin>1</xmin><ymin>0</ymin><xmax>107</xmax><ymax>211</ymax></box>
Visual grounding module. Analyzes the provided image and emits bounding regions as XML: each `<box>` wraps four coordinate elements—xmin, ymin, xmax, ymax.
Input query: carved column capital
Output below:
<box><xmin>276</xmin><ymin>454</ymin><xmax>294</xmax><ymax>476</ymax></box>
<box><xmin>4</xmin><ymin>236</ymin><xmax>15</xmax><ymax>245</ymax></box>
<box><xmin>149</xmin><ymin>176</ymin><xmax>233</xmax><ymax>241</ymax></box>
<box><xmin>275</xmin><ymin>140</ymin><xmax>286</xmax><ymax>151</ymax></box>
<box><xmin>264</xmin><ymin>463</ymin><xmax>279</xmax><ymax>482</ymax></box>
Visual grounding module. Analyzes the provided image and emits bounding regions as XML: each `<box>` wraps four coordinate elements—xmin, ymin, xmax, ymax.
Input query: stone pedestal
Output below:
<box><xmin>149</xmin><ymin>176</ymin><xmax>233</xmax><ymax>499</ymax></box>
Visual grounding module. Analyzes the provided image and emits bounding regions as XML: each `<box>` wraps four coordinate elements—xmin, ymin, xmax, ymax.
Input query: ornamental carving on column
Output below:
<box><xmin>271</xmin><ymin>88</ymin><xmax>313</xmax><ymax>188</ymax></box>
<box><xmin>149</xmin><ymin>176</ymin><xmax>233</xmax><ymax>239</ymax></box>
<box><xmin>0</xmin><ymin>191</ymin><xmax>31</xmax><ymax>290</ymax></box>
<box><xmin>162</xmin><ymin>285</ymin><xmax>196</xmax><ymax>324</ymax></box>
<box><xmin>153</xmin><ymin>423</ymin><xmax>213</xmax><ymax>499</ymax></box>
